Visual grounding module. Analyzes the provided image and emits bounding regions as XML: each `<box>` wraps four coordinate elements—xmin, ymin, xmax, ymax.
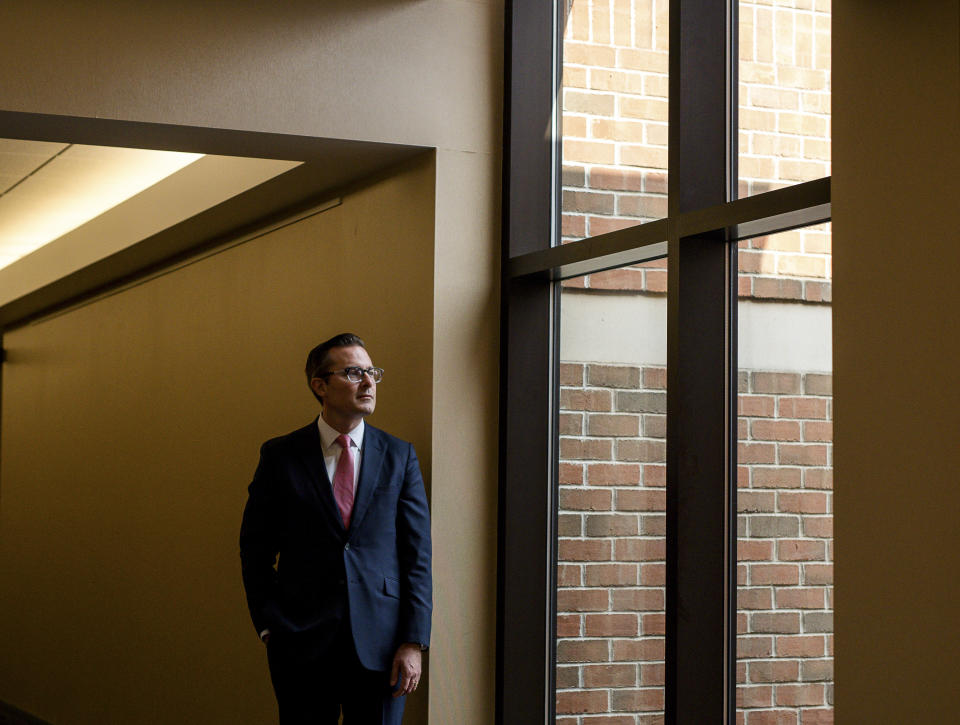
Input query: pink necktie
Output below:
<box><xmin>333</xmin><ymin>434</ymin><xmax>355</xmax><ymax>529</ymax></box>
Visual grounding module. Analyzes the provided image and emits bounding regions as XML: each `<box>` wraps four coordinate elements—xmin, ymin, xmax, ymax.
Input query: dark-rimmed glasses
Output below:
<box><xmin>317</xmin><ymin>366</ymin><xmax>384</xmax><ymax>383</ymax></box>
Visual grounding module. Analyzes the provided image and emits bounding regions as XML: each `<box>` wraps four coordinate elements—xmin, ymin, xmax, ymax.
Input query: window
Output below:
<box><xmin>556</xmin><ymin>260</ymin><xmax>668</xmax><ymax>721</ymax></box>
<box><xmin>737</xmin><ymin>226</ymin><xmax>833</xmax><ymax>723</ymax></box>
<box><xmin>499</xmin><ymin>1</ymin><xmax>831</xmax><ymax>723</ymax></box>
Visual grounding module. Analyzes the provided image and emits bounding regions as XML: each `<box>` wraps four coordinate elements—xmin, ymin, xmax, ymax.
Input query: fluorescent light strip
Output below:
<box><xmin>0</xmin><ymin>144</ymin><xmax>203</xmax><ymax>270</ymax></box>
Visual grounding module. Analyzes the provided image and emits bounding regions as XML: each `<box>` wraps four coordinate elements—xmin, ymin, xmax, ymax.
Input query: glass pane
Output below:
<box><xmin>739</xmin><ymin>0</ymin><xmax>831</xmax><ymax>198</ymax></box>
<box><xmin>556</xmin><ymin>258</ymin><xmax>667</xmax><ymax>724</ymax></box>
<box><xmin>737</xmin><ymin>224</ymin><xmax>834</xmax><ymax>724</ymax></box>
<box><xmin>561</xmin><ymin>0</ymin><xmax>669</xmax><ymax>247</ymax></box>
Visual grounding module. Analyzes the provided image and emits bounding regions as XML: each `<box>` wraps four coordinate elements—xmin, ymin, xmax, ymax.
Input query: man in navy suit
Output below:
<box><xmin>240</xmin><ymin>333</ymin><xmax>432</xmax><ymax>724</ymax></box>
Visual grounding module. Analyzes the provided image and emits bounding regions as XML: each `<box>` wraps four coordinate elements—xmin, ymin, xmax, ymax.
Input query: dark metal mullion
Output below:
<box><xmin>666</xmin><ymin>234</ymin><xmax>736</xmax><ymax>723</ymax></box>
<box><xmin>725</xmin><ymin>236</ymin><xmax>740</xmax><ymax>725</ymax></box>
<box><xmin>733</xmin><ymin>201</ymin><xmax>830</xmax><ymax>241</ymax></box>
<box><xmin>506</xmin><ymin>177</ymin><xmax>831</xmax><ymax>280</ymax></box>
<box><xmin>666</xmin><ymin>1</ymin><xmax>738</xmax><ymax>724</ymax></box>
<box><xmin>677</xmin><ymin>178</ymin><xmax>829</xmax><ymax>238</ymax></box>
<box><xmin>498</xmin><ymin>279</ymin><xmax>557</xmax><ymax>725</ymax></box>
<box><xmin>728</xmin><ymin>0</ymin><xmax>739</xmax><ymax>206</ymax></box>
<box><xmin>508</xmin><ymin>219</ymin><xmax>668</xmax><ymax>278</ymax></box>
<box><xmin>726</xmin><ymin>4</ymin><xmax>740</xmax><ymax>724</ymax></box>
<box><xmin>497</xmin><ymin>1</ymin><xmax>559</xmax><ymax>723</ymax></box>
<box><xmin>549</xmin><ymin>243</ymin><xmax>667</xmax><ymax>281</ymax></box>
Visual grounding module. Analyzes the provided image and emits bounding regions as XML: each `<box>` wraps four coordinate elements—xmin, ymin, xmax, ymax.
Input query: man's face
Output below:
<box><xmin>312</xmin><ymin>345</ymin><xmax>377</xmax><ymax>421</ymax></box>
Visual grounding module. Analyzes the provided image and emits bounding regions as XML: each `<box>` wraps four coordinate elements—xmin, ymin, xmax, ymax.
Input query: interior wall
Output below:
<box><xmin>833</xmin><ymin>1</ymin><xmax>959</xmax><ymax>721</ymax></box>
<box><xmin>0</xmin><ymin>2</ymin><xmax>503</xmax><ymax>723</ymax></box>
<box><xmin>0</xmin><ymin>157</ymin><xmax>435</xmax><ymax>724</ymax></box>
<box><xmin>0</xmin><ymin>0</ymin><xmax>500</xmax><ymax>156</ymax></box>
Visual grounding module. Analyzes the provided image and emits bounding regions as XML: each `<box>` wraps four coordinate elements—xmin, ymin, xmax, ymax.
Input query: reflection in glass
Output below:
<box><xmin>556</xmin><ymin>258</ymin><xmax>666</xmax><ymax>723</ymax></box>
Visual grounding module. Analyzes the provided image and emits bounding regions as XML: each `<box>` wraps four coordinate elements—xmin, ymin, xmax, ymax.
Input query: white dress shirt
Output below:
<box><xmin>316</xmin><ymin>415</ymin><xmax>364</xmax><ymax>494</ymax></box>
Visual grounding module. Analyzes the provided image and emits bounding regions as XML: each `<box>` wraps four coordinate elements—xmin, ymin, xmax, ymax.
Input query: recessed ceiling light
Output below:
<box><xmin>0</xmin><ymin>142</ymin><xmax>203</xmax><ymax>270</ymax></box>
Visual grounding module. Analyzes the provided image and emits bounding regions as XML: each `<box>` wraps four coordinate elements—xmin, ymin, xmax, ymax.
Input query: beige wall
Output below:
<box><xmin>0</xmin><ymin>157</ymin><xmax>435</xmax><ymax>724</ymax></box>
<box><xmin>0</xmin><ymin>1</ymin><xmax>501</xmax><ymax>156</ymax></box>
<box><xmin>833</xmin><ymin>0</ymin><xmax>960</xmax><ymax>721</ymax></box>
<box><xmin>0</xmin><ymin>2</ymin><xmax>502</xmax><ymax>723</ymax></box>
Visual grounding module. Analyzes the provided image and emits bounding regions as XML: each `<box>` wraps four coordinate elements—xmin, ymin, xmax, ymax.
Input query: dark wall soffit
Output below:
<box><xmin>0</xmin><ymin>109</ymin><xmax>426</xmax><ymax>163</ymax></box>
<box><xmin>506</xmin><ymin>177</ymin><xmax>830</xmax><ymax>280</ymax></box>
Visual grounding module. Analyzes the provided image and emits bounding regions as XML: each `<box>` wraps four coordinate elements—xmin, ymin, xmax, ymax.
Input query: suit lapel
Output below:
<box><xmin>349</xmin><ymin>425</ymin><xmax>385</xmax><ymax>537</ymax></box>
<box><xmin>292</xmin><ymin>419</ymin><xmax>346</xmax><ymax>531</ymax></box>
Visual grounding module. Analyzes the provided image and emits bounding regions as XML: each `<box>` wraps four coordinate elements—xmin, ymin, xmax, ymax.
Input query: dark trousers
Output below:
<box><xmin>266</xmin><ymin>618</ymin><xmax>405</xmax><ymax>725</ymax></box>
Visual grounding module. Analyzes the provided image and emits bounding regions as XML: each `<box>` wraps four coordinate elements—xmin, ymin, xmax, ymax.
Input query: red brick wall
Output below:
<box><xmin>560</xmin><ymin>0</ymin><xmax>832</xmax><ymax>303</ymax></box>
<box><xmin>557</xmin><ymin>362</ymin><xmax>833</xmax><ymax>724</ymax></box>
<box><xmin>556</xmin><ymin>2</ymin><xmax>833</xmax><ymax>716</ymax></box>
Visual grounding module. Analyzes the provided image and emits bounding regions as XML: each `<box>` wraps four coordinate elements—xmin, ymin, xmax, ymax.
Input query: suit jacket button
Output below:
<box><xmin>338</xmin><ymin>579</ymin><xmax>346</xmax><ymax>586</ymax></box>
<box><xmin>344</xmin><ymin>543</ymin><xmax>350</xmax><ymax>550</ymax></box>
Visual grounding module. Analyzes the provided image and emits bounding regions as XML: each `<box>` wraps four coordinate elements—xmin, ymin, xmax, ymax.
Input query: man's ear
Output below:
<box><xmin>309</xmin><ymin>377</ymin><xmax>326</xmax><ymax>402</ymax></box>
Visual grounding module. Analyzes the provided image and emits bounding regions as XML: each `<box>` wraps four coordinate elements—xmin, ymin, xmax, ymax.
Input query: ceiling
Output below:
<box><xmin>0</xmin><ymin>139</ymin><xmax>207</xmax><ymax>270</ymax></box>
<box><xmin>0</xmin><ymin>138</ymin><xmax>303</xmax><ymax>315</ymax></box>
<box><xmin>0</xmin><ymin>114</ymin><xmax>429</xmax><ymax>327</ymax></box>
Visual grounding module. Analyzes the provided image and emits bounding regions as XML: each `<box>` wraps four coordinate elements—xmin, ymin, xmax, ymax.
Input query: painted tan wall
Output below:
<box><xmin>0</xmin><ymin>0</ymin><xmax>501</xmax><ymax>156</ymax></box>
<box><xmin>0</xmin><ymin>2</ymin><xmax>503</xmax><ymax>723</ymax></box>
<box><xmin>833</xmin><ymin>1</ymin><xmax>960</xmax><ymax>721</ymax></box>
<box><xmin>0</xmin><ymin>157</ymin><xmax>435</xmax><ymax>724</ymax></box>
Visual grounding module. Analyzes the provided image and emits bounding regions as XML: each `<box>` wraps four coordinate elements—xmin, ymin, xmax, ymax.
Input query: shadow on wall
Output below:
<box><xmin>0</xmin><ymin>155</ymin><xmax>435</xmax><ymax>725</ymax></box>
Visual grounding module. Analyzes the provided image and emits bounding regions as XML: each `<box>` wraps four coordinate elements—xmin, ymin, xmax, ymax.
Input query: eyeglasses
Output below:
<box><xmin>318</xmin><ymin>366</ymin><xmax>384</xmax><ymax>383</ymax></box>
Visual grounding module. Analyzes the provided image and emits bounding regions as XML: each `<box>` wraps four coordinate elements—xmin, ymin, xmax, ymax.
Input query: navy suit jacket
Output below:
<box><xmin>239</xmin><ymin>419</ymin><xmax>432</xmax><ymax>672</ymax></box>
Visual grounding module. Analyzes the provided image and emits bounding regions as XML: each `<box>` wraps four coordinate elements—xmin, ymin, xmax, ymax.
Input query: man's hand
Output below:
<box><xmin>389</xmin><ymin>643</ymin><xmax>422</xmax><ymax>697</ymax></box>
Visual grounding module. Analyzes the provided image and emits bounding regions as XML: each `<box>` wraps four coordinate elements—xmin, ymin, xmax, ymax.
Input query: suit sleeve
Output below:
<box><xmin>395</xmin><ymin>442</ymin><xmax>433</xmax><ymax>648</ymax></box>
<box><xmin>239</xmin><ymin>442</ymin><xmax>282</xmax><ymax>636</ymax></box>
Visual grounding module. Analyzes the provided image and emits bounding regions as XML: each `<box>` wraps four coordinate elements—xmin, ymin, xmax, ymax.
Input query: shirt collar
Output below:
<box><xmin>317</xmin><ymin>414</ymin><xmax>365</xmax><ymax>452</ymax></box>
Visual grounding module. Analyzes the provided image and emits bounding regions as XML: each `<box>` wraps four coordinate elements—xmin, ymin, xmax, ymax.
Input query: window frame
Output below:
<box><xmin>498</xmin><ymin>1</ymin><xmax>831</xmax><ymax>723</ymax></box>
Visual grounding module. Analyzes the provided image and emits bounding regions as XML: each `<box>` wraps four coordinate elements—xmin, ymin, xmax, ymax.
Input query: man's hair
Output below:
<box><xmin>305</xmin><ymin>333</ymin><xmax>366</xmax><ymax>404</ymax></box>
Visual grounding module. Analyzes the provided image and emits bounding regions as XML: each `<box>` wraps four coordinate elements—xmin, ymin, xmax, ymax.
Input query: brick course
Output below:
<box><xmin>558</xmin><ymin>362</ymin><xmax>832</xmax><ymax>723</ymax></box>
<box><xmin>560</xmin><ymin>0</ymin><xmax>832</xmax><ymax>305</ymax></box>
<box><xmin>556</xmin><ymin>0</ymin><xmax>832</xmax><ymax>719</ymax></box>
